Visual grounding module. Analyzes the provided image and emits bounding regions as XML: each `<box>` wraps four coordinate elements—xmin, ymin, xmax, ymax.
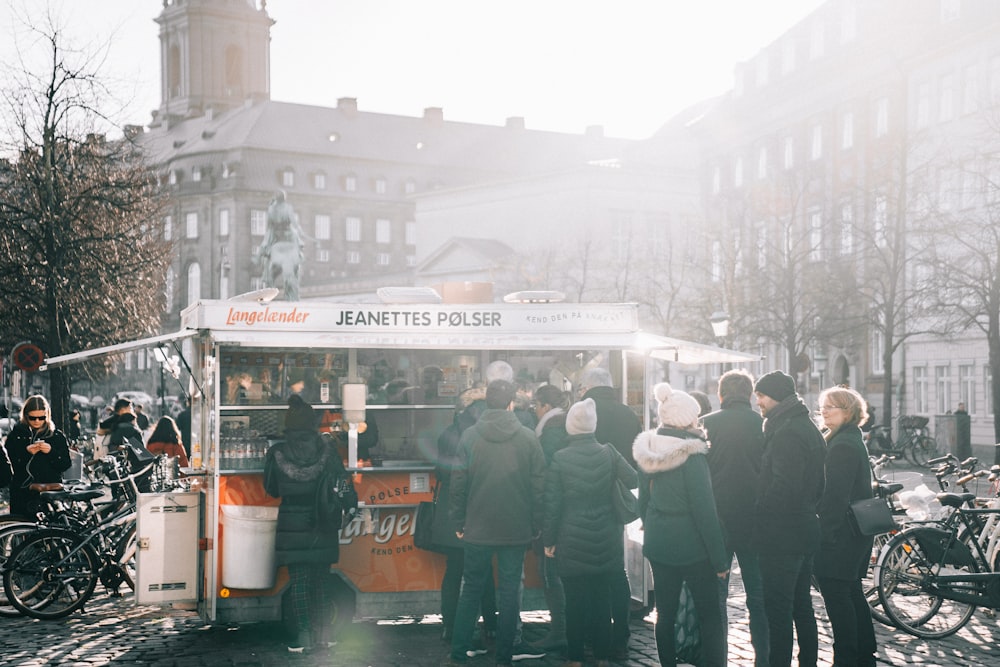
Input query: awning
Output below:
<box><xmin>633</xmin><ymin>332</ymin><xmax>761</xmax><ymax>365</ymax></box>
<box><xmin>39</xmin><ymin>330</ymin><xmax>199</xmax><ymax>370</ymax></box>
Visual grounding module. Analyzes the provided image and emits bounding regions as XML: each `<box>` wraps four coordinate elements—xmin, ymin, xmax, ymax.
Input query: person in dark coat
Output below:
<box><xmin>5</xmin><ymin>395</ymin><xmax>72</xmax><ymax>518</ymax></box>
<box><xmin>446</xmin><ymin>380</ymin><xmax>546</xmax><ymax>667</ymax></box>
<box><xmin>634</xmin><ymin>383</ymin><xmax>729</xmax><ymax>667</ymax></box>
<box><xmin>531</xmin><ymin>384</ymin><xmax>572</xmax><ymax>654</ymax></box>
<box><xmin>263</xmin><ymin>395</ymin><xmax>343</xmax><ymax>654</ymax></box>
<box><xmin>543</xmin><ymin>398</ymin><xmax>636</xmax><ymax>667</ymax></box>
<box><xmin>703</xmin><ymin>369</ymin><xmax>769</xmax><ymax>667</ymax></box>
<box><xmin>578</xmin><ymin>366</ymin><xmax>642</xmax><ymax>659</ymax></box>
<box><xmin>432</xmin><ymin>387</ymin><xmax>496</xmax><ymax>644</ymax></box>
<box><xmin>815</xmin><ymin>386</ymin><xmax>877</xmax><ymax>667</ymax></box>
<box><xmin>753</xmin><ymin>371</ymin><xmax>826</xmax><ymax>667</ymax></box>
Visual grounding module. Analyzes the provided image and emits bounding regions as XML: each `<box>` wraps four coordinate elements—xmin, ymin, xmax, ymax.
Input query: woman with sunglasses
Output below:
<box><xmin>5</xmin><ymin>395</ymin><xmax>71</xmax><ymax>518</ymax></box>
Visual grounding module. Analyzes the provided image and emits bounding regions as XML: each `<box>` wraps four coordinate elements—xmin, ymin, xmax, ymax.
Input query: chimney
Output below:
<box><xmin>423</xmin><ymin>107</ymin><xmax>444</xmax><ymax>124</ymax></box>
<box><xmin>338</xmin><ymin>97</ymin><xmax>358</xmax><ymax>116</ymax></box>
<box><xmin>505</xmin><ymin>116</ymin><xmax>525</xmax><ymax>130</ymax></box>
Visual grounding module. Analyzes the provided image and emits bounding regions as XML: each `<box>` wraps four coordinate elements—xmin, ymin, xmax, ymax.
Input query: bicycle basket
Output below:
<box><xmin>899</xmin><ymin>415</ymin><xmax>929</xmax><ymax>429</ymax></box>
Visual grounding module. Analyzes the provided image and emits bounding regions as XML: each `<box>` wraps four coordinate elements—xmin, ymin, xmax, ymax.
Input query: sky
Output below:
<box><xmin>1</xmin><ymin>0</ymin><xmax>827</xmax><ymax>140</ymax></box>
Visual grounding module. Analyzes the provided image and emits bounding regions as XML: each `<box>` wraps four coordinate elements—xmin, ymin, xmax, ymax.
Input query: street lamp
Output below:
<box><xmin>710</xmin><ymin>310</ymin><xmax>730</xmax><ymax>342</ymax></box>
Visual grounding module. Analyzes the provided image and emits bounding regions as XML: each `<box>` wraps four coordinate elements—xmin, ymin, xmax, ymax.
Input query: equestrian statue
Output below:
<box><xmin>257</xmin><ymin>190</ymin><xmax>304</xmax><ymax>300</ymax></box>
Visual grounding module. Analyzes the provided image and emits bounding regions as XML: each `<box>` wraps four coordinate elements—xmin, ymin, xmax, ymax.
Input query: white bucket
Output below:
<box><xmin>221</xmin><ymin>505</ymin><xmax>279</xmax><ymax>589</ymax></box>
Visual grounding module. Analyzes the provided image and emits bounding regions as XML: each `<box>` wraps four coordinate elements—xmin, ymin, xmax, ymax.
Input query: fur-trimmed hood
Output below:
<box><xmin>632</xmin><ymin>428</ymin><xmax>708</xmax><ymax>474</ymax></box>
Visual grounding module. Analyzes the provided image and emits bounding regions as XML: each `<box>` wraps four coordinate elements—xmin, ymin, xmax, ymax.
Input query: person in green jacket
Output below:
<box><xmin>634</xmin><ymin>383</ymin><xmax>729</xmax><ymax>667</ymax></box>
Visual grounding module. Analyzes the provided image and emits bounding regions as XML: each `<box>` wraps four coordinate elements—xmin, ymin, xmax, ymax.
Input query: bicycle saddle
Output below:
<box><xmin>937</xmin><ymin>492</ymin><xmax>976</xmax><ymax>508</ymax></box>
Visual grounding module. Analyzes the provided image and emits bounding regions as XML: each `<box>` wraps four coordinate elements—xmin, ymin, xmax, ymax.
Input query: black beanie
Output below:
<box><xmin>285</xmin><ymin>394</ymin><xmax>316</xmax><ymax>430</ymax></box>
<box><xmin>754</xmin><ymin>371</ymin><xmax>796</xmax><ymax>402</ymax></box>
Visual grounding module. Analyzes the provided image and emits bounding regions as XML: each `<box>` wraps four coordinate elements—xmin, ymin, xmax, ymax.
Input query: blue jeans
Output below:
<box><xmin>450</xmin><ymin>543</ymin><xmax>525</xmax><ymax>664</ymax></box>
<box><xmin>720</xmin><ymin>549</ymin><xmax>769</xmax><ymax>667</ymax></box>
<box><xmin>758</xmin><ymin>552</ymin><xmax>817</xmax><ymax>667</ymax></box>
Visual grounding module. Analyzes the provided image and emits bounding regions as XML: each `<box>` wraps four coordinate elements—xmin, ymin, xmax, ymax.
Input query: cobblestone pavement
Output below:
<box><xmin>0</xmin><ymin>570</ymin><xmax>998</xmax><ymax>667</ymax></box>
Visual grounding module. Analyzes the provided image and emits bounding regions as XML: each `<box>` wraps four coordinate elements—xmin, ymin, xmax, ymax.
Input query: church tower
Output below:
<box><xmin>153</xmin><ymin>0</ymin><xmax>274</xmax><ymax>122</ymax></box>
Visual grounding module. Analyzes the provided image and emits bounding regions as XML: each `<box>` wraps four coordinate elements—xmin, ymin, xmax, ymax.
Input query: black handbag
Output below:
<box><xmin>414</xmin><ymin>484</ymin><xmax>443</xmax><ymax>551</ymax></box>
<box><xmin>847</xmin><ymin>497</ymin><xmax>896</xmax><ymax>536</ymax></box>
<box><xmin>606</xmin><ymin>445</ymin><xmax>639</xmax><ymax>524</ymax></box>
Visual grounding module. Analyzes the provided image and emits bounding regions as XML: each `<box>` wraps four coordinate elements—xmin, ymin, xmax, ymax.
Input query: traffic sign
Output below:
<box><xmin>12</xmin><ymin>343</ymin><xmax>44</xmax><ymax>372</ymax></box>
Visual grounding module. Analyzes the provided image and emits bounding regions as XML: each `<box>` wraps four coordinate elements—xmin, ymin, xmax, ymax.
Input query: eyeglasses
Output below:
<box><xmin>26</xmin><ymin>414</ymin><xmax>47</xmax><ymax>422</ymax></box>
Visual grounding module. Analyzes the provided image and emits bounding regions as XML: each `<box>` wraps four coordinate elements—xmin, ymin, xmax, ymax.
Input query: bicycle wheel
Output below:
<box><xmin>875</xmin><ymin>527</ymin><xmax>978</xmax><ymax>638</ymax></box>
<box><xmin>864</xmin><ymin>531</ymin><xmax>894</xmax><ymax>626</ymax></box>
<box><xmin>0</xmin><ymin>523</ymin><xmax>39</xmax><ymax>617</ymax></box>
<box><xmin>114</xmin><ymin>525</ymin><xmax>137</xmax><ymax>592</ymax></box>
<box><xmin>3</xmin><ymin>529</ymin><xmax>99</xmax><ymax>620</ymax></box>
<box><xmin>906</xmin><ymin>436</ymin><xmax>939</xmax><ymax>467</ymax></box>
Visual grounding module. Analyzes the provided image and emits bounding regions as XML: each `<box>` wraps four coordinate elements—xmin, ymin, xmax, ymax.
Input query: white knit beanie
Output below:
<box><xmin>655</xmin><ymin>382</ymin><xmax>701</xmax><ymax>429</ymax></box>
<box><xmin>565</xmin><ymin>398</ymin><xmax>598</xmax><ymax>435</ymax></box>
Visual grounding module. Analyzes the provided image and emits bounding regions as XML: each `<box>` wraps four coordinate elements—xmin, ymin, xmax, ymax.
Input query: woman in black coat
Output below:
<box><xmin>263</xmin><ymin>395</ymin><xmax>343</xmax><ymax>654</ymax></box>
<box><xmin>5</xmin><ymin>395</ymin><xmax>71</xmax><ymax>518</ymax></box>
<box><xmin>815</xmin><ymin>386</ymin><xmax>877</xmax><ymax>667</ymax></box>
<box><xmin>543</xmin><ymin>398</ymin><xmax>636</xmax><ymax>667</ymax></box>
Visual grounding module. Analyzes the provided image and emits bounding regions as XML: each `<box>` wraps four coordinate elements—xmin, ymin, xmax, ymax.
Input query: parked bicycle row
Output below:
<box><xmin>860</xmin><ymin>452</ymin><xmax>1000</xmax><ymax>638</ymax></box>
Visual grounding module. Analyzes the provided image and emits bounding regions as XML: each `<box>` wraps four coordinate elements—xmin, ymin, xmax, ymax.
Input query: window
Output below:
<box><xmin>874</xmin><ymin>193</ymin><xmax>888</xmax><ymax>247</ymax></box>
<box><xmin>405</xmin><ymin>221</ymin><xmax>416</xmax><ymax>246</ymax></box>
<box><xmin>192</xmin><ymin>167</ymin><xmax>201</xmax><ymax>183</ymax></box>
<box><xmin>809</xmin><ymin>21</ymin><xmax>825</xmax><ymax>60</ymax></box>
<box><xmin>809</xmin><ymin>209</ymin><xmax>823</xmax><ymax>261</ymax></box>
<box><xmin>782</xmin><ymin>38</ymin><xmax>796</xmax><ymax>74</ymax></box>
<box><xmin>756</xmin><ymin>222</ymin><xmax>767</xmax><ymax>268</ymax></box>
<box><xmin>959</xmin><ymin>364</ymin><xmax>976</xmax><ymax>413</ymax></box>
<box><xmin>281</xmin><ymin>169</ymin><xmax>294</xmax><ymax>188</ymax></box>
<box><xmin>345</xmin><ymin>216</ymin><xmax>361</xmax><ymax>242</ymax></box>
<box><xmin>711</xmin><ymin>166</ymin><xmax>721</xmax><ymax>194</ymax></box>
<box><xmin>164</xmin><ymin>266</ymin><xmax>175</xmax><ymax>313</ymax></box>
<box><xmin>872</xmin><ymin>326</ymin><xmax>885</xmax><ymax>374</ymax></box>
<box><xmin>783</xmin><ymin>137</ymin><xmax>794</xmax><ymax>169</ymax></box>
<box><xmin>344</xmin><ymin>175</ymin><xmax>357</xmax><ymax>192</ymax></box>
<box><xmin>991</xmin><ymin>56</ymin><xmax>1000</xmax><ymax>103</ymax></box>
<box><xmin>840</xmin><ymin>203</ymin><xmax>853</xmax><ymax>255</ymax></box>
<box><xmin>315</xmin><ymin>214</ymin><xmax>331</xmax><ymax>240</ymax></box>
<box><xmin>841</xmin><ymin>112</ymin><xmax>853</xmax><ymax>150</ymax></box>
<box><xmin>963</xmin><ymin>64</ymin><xmax>979</xmax><ymax>115</ymax></box>
<box><xmin>316</xmin><ymin>249</ymin><xmax>330</xmax><ymax>262</ymax></box>
<box><xmin>711</xmin><ymin>240</ymin><xmax>723</xmax><ymax>283</ymax></box>
<box><xmin>187</xmin><ymin>262</ymin><xmax>201</xmax><ymax>307</ymax></box>
<box><xmin>875</xmin><ymin>97</ymin><xmax>889</xmax><ymax>137</ymax></box>
<box><xmin>935</xmin><ymin>366</ymin><xmax>951</xmax><ymax>414</ymax></box>
<box><xmin>406</xmin><ymin>255</ymin><xmax>417</xmax><ymax>267</ymax></box>
<box><xmin>346</xmin><ymin>251</ymin><xmax>361</xmax><ymax>264</ymax></box>
<box><xmin>168</xmin><ymin>170</ymin><xmax>177</xmax><ymax>185</ymax></box>
<box><xmin>185</xmin><ymin>212</ymin><xmax>198</xmax><ymax>239</ymax></box>
<box><xmin>756</xmin><ymin>54</ymin><xmax>769</xmax><ymax>87</ymax></box>
<box><xmin>810</xmin><ymin>124</ymin><xmax>823</xmax><ymax>160</ymax></box>
<box><xmin>404</xmin><ymin>179</ymin><xmax>417</xmax><ymax>195</ymax></box>
<box><xmin>314</xmin><ymin>172</ymin><xmax>326</xmax><ymax>190</ymax></box>
<box><xmin>986</xmin><ymin>367</ymin><xmax>994</xmax><ymax>416</ymax></box>
<box><xmin>375</xmin><ymin>218</ymin><xmax>391</xmax><ymax>244</ymax></box>
<box><xmin>916</xmin><ymin>82</ymin><xmax>931</xmax><ymax>128</ymax></box>
<box><xmin>757</xmin><ymin>147</ymin><xmax>768</xmax><ymax>179</ymax></box>
<box><xmin>940</xmin><ymin>73</ymin><xmax>954</xmax><ymax>122</ymax></box>
<box><xmin>375</xmin><ymin>178</ymin><xmax>387</xmax><ymax>194</ymax></box>
<box><xmin>249</xmin><ymin>277</ymin><xmax>264</xmax><ymax>291</ymax></box>
<box><xmin>164</xmin><ymin>215</ymin><xmax>173</xmax><ymax>242</ymax></box>
<box><xmin>250</xmin><ymin>209</ymin><xmax>267</xmax><ymax>235</ymax></box>
<box><xmin>914</xmin><ymin>367</ymin><xmax>928</xmax><ymax>413</ymax></box>
<box><xmin>733</xmin><ymin>157</ymin><xmax>743</xmax><ymax>188</ymax></box>
<box><xmin>219</xmin><ymin>209</ymin><xmax>230</xmax><ymax>237</ymax></box>
<box><xmin>376</xmin><ymin>253</ymin><xmax>391</xmax><ymax>266</ymax></box>
<box><xmin>124</xmin><ymin>351</ymin><xmax>132</xmax><ymax>371</ymax></box>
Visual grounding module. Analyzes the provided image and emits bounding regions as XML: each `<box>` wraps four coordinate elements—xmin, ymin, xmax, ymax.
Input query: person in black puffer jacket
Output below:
<box><xmin>5</xmin><ymin>395</ymin><xmax>71</xmax><ymax>518</ymax></box>
<box><xmin>264</xmin><ymin>395</ymin><xmax>343</xmax><ymax>654</ymax></box>
<box><xmin>543</xmin><ymin>398</ymin><xmax>636</xmax><ymax>667</ymax></box>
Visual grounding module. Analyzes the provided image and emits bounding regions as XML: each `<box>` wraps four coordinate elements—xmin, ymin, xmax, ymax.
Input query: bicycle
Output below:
<box><xmin>873</xmin><ymin>489</ymin><xmax>1000</xmax><ymax>638</ymax></box>
<box><xmin>867</xmin><ymin>415</ymin><xmax>939</xmax><ymax>467</ymax></box>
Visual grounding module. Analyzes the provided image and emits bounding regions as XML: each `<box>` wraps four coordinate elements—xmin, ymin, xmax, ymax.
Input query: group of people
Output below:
<box><xmin>434</xmin><ymin>364</ymin><xmax>877</xmax><ymax>667</ymax></box>
<box><xmin>1</xmin><ymin>395</ymin><xmax>193</xmax><ymax>520</ymax></box>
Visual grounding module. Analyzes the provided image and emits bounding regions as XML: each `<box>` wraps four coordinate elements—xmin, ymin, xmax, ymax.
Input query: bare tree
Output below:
<box><xmin>0</xmin><ymin>12</ymin><xmax>171</xmax><ymax>430</ymax></box>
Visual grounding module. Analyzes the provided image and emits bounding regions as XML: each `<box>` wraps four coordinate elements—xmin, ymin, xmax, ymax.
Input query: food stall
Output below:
<box><xmin>41</xmin><ymin>295</ymin><xmax>756</xmax><ymax>626</ymax></box>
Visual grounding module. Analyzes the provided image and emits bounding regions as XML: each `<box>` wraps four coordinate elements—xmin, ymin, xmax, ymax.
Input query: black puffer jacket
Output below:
<box><xmin>582</xmin><ymin>386</ymin><xmax>642</xmax><ymax>468</ymax></box>
<box><xmin>755</xmin><ymin>396</ymin><xmax>826</xmax><ymax>555</ymax></box>
<box><xmin>263</xmin><ymin>429</ymin><xmax>342</xmax><ymax>565</ymax></box>
<box><xmin>543</xmin><ymin>433</ymin><xmax>637</xmax><ymax>577</ymax></box>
